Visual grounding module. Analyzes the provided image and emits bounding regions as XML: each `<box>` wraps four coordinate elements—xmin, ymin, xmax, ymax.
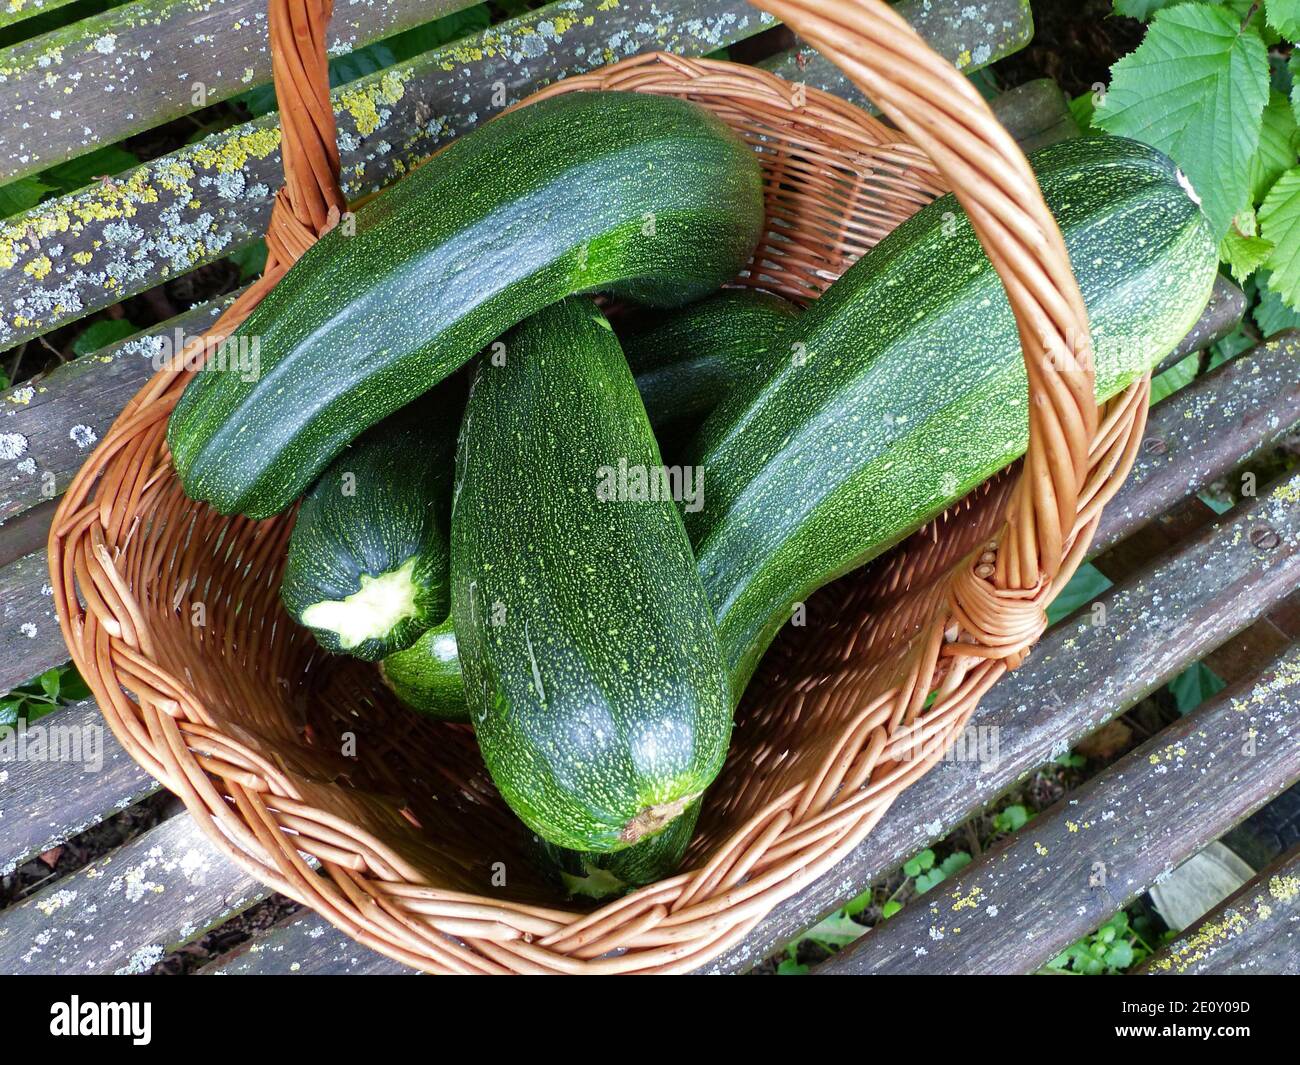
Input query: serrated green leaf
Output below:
<box><xmin>1250</xmin><ymin>92</ymin><xmax>1299</xmax><ymax>205</ymax></box>
<box><xmin>880</xmin><ymin>899</ymin><xmax>902</xmax><ymax>919</ymax></box>
<box><xmin>1095</xmin><ymin>5</ymin><xmax>1270</xmax><ymax>238</ymax></box>
<box><xmin>994</xmin><ymin>804</ymin><xmax>1031</xmax><ymax>833</ymax></box>
<box><xmin>1266</xmin><ymin>0</ymin><xmax>1300</xmax><ymax>38</ymax></box>
<box><xmin>1255</xmin><ymin>270</ymin><xmax>1300</xmax><ymax>334</ymax></box>
<box><xmin>1220</xmin><ymin>223</ymin><xmax>1274</xmax><ymax>285</ymax></box>
<box><xmin>1113</xmin><ymin>0</ymin><xmax>1179</xmax><ymax>20</ymax></box>
<box><xmin>939</xmin><ymin>851</ymin><xmax>972</xmax><ymax>877</ymax></box>
<box><xmin>1105</xmin><ymin>940</ymin><xmax>1136</xmax><ymax>969</ymax></box>
<box><xmin>1259</xmin><ymin>167</ymin><xmax>1300</xmax><ymax>310</ymax></box>
<box><xmin>914</xmin><ymin>868</ymin><xmax>947</xmax><ymax>894</ymax></box>
<box><xmin>72</xmin><ymin>318</ymin><xmax>138</xmax><ymax>356</ymax></box>
<box><xmin>1168</xmin><ymin>661</ymin><xmax>1227</xmax><ymax>714</ymax></box>
<box><xmin>0</xmin><ymin>175</ymin><xmax>52</xmax><ymax>218</ymax></box>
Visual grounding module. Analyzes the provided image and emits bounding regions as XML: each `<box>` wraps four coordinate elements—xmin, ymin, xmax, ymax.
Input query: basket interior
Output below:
<box><xmin>113</xmin><ymin>59</ymin><xmax>1006</xmax><ymax>906</ymax></box>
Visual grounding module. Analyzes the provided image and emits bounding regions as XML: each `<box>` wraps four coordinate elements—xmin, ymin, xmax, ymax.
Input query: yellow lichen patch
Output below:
<box><xmin>22</xmin><ymin>254</ymin><xmax>51</xmax><ymax>279</ymax></box>
<box><xmin>1270</xmin><ymin>873</ymin><xmax>1300</xmax><ymax>903</ymax></box>
<box><xmin>72</xmin><ymin>250</ymin><xmax>92</xmax><ymax>265</ymax></box>
<box><xmin>1033</xmin><ymin>842</ymin><xmax>1048</xmax><ymax>856</ymax></box>
<box><xmin>1272</xmin><ymin>480</ymin><xmax>1300</xmax><ymax>504</ymax></box>
<box><xmin>951</xmin><ymin>886</ymin><xmax>983</xmax><ymax>912</ymax></box>
<box><xmin>1066</xmin><ymin>820</ymin><xmax>1079</xmax><ymax>833</ymax></box>
<box><xmin>597</xmin><ymin>0</ymin><xmax>619</xmax><ymax>9</ymax></box>
<box><xmin>1145</xmin><ymin>909</ymin><xmax>1248</xmax><ymax>973</ymax></box>
<box><xmin>956</xmin><ymin>49</ymin><xmax>972</xmax><ymax>69</ymax></box>
<box><xmin>337</xmin><ymin>69</ymin><xmax>410</xmax><ymax>137</ymax></box>
<box><xmin>190</xmin><ymin>126</ymin><xmax>282</xmax><ymax>174</ymax></box>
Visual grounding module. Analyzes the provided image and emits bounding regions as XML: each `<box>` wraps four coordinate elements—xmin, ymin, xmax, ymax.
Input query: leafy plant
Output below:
<box><xmin>1098</xmin><ymin>1</ymin><xmax>1300</xmax><ymax>324</ymax></box>
<box><xmin>1043</xmin><ymin>908</ymin><xmax>1170</xmax><ymax>973</ymax></box>
<box><xmin>0</xmin><ymin>664</ymin><xmax>91</xmax><ymax>728</ymax></box>
<box><xmin>72</xmin><ymin>318</ymin><xmax>138</xmax><ymax>356</ymax></box>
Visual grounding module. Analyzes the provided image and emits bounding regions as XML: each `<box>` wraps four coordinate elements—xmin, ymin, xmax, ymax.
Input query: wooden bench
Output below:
<box><xmin>1</xmin><ymin>0</ymin><xmax>1297</xmax><ymax>976</ymax></box>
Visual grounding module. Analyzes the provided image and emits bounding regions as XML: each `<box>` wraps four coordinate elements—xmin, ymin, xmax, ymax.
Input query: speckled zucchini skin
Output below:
<box><xmin>280</xmin><ymin>384</ymin><xmax>461</xmax><ymax>661</ymax></box>
<box><xmin>452</xmin><ymin>298</ymin><xmax>732</xmax><ymax>853</ymax></box>
<box><xmin>620</xmin><ymin>289</ymin><xmax>798</xmax><ymax>427</ymax></box>
<box><xmin>536</xmin><ymin>800</ymin><xmax>702</xmax><ymax>899</ymax></box>
<box><xmin>168</xmin><ymin>91</ymin><xmax>764</xmax><ymax>519</ymax></box>
<box><xmin>378</xmin><ymin>616</ymin><xmax>468</xmax><ymax>722</ymax></box>
<box><xmin>687</xmin><ymin>135</ymin><xmax>1219</xmax><ymax>698</ymax></box>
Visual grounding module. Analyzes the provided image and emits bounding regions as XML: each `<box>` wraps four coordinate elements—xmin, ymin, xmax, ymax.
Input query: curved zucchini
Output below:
<box><xmin>687</xmin><ymin>135</ymin><xmax>1219</xmax><ymax>697</ymax></box>
<box><xmin>281</xmin><ymin>385</ymin><xmax>460</xmax><ymax>660</ymax></box>
<box><xmin>452</xmin><ymin>298</ymin><xmax>732</xmax><ymax>853</ymax></box>
<box><xmin>168</xmin><ymin>91</ymin><xmax>764</xmax><ymax>519</ymax></box>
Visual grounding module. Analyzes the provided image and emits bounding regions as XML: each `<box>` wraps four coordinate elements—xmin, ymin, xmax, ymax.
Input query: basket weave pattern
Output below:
<box><xmin>48</xmin><ymin>0</ymin><xmax>1151</xmax><ymax>973</ymax></box>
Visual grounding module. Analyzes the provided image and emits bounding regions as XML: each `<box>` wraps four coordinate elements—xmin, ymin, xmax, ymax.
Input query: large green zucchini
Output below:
<box><xmin>452</xmin><ymin>298</ymin><xmax>732</xmax><ymax>853</ymax></box>
<box><xmin>378</xmin><ymin>617</ymin><xmax>467</xmax><ymax>722</ymax></box>
<box><xmin>281</xmin><ymin>385</ymin><xmax>460</xmax><ymax>660</ymax></box>
<box><xmin>686</xmin><ymin>135</ymin><xmax>1219</xmax><ymax>697</ymax></box>
<box><xmin>168</xmin><ymin>91</ymin><xmax>764</xmax><ymax>519</ymax></box>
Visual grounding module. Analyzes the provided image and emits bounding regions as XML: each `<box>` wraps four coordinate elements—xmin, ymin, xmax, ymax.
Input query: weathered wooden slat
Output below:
<box><xmin>0</xmin><ymin>0</ymin><xmax>79</xmax><ymax>32</ymax></box>
<box><xmin>200</xmin><ymin>911</ymin><xmax>409</xmax><ymax>975</ymax></box>
<box><xmin>191</xmin><ymin>466</ymin><xmax>1300</xmax><ymax>975</ymax></box>
<box><xmin>700</xmin><ymin>469</ymin><xmax>1300</xmax><ymax>973</ymax></box>
<box><xmin>0</xmin><ymin>0</ymin><xmax>480</xmax><ymax>185</ymax></box>
<box><xmin>0</xmin><ymin>697</ymin><xmax>158</xmax><ymax>875</ymax></box>
<box><xmin>761</xmin><ymin>0</ymin><xmax>1032</xmax><ymax>109</ymax></box>
<box><xmin>0</xmin><ymin>0</ymin><xmax>777</xmax><ymax>349</ymax></box>
<box><xmin>818</xmin><ymin>645</ymin><xmax>1300</xmax><ymax>974</ymax></box>
<box><xmin>1</xmin><ymin>294</ymin><xmax>233</xmax><ymax>524</ymax></box>
<box><xmin>0</xmin><ymin>804</ymin><xmax>267</xmax><ymax>973</ymax></box>
<box><xmin>1139</xmin><ymin>846</ymin><xmax>1300</xmax><ymax>975</ymax></box>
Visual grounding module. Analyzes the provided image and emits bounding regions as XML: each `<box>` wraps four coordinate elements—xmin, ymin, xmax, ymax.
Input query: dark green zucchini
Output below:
<box><xmin>619</xmin><ymin>289</ymin><xmax>798</xmax><ymax>427</ymax></box>
<box><xmin>452</xmin><ymin>298</ymin><xmax>732</xmax><ymax>853</ymax></box>
<box><xmin>536</xmin><ymin>801</ymin><xmax>701</xmax><ymax>899</ymax></box>
<box><xmin>686</xmin><ymin>135</ymin><xmax>1219</xmax><ymax>697</ymax></box>
<box><xmin>168</xmin><ymin>91</ymin><xmax>764</xmax><ymax>519</ymax></box>
<box><xmin>378</xmin><ymin>617</ymin><xmax>467</xmax><ymax>722</ymax></box>
<box><xmin>281</xmin><ymin>385</ymin><xmax>460</xmax><ymax>660</ymax></box>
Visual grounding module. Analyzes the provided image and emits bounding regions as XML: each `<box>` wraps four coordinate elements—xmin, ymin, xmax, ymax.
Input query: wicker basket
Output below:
<box><xmin>49</xmin><ymin>0</ymin><xmax>1151</xmax><ymax>974</ymax></box>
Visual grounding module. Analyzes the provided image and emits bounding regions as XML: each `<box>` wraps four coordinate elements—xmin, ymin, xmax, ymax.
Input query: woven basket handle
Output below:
<box><xmin>752</xmin><ymin>0</ymin><xmax>1098</xmax><ymax>595</ymax></box>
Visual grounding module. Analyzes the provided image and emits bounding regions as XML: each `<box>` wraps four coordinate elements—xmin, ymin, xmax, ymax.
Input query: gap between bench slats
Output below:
<box><xmin>183</xmin><ymin>464</ymin><xmax>1300</xmax><ymax>974</ymax></box>
<box><xmin>0</xmin><ymin>0</ymin><xmax>1032</xmax><ymax>350</ymax></box>
<box><xmin>818</xmin><ymin>640</ymin><xmax>1300</xmax><ymax>974</ymax></box>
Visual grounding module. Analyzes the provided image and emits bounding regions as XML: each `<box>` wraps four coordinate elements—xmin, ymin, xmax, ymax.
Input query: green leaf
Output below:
<box><xmin>1219</xmin><ymin>219</ymin><xmax>1274</xmax><ymax>285</ymax></box>
<box><xmin>59</xmin><ymin>668</ymin><xmax>90</xmax><ymax>703</ymax></box>
<box><xmin>880</xmin><ymin>899</ymin><xmax>902</xmax><ymax>919</ymax></box>
<box><xmin>914</xmin><ymin>869</ymin><xmax>947</xmax><ymax>894</ymax></box>
<box><xmin>903</xmin><ymin>848</ymin><xmax>936</xmax><ymax>877</ymax></box>
<box><xmin>801</xmin><ymin>913</ymin><xmax>865</xmax><ymax>951</ymax></box>
<box><xmin>1104</xmin><ymin>940</ymin><xmax>1136</xmax><ymax>969</ymax></box>
<box><xmin>72</xmin><ymin>318</ymin><xmax>138</xmax><ymax>356</ymax></box>
<box><xmin>0</xmin><ymin>175</ymin><xmax>52</xmax><ymax>218</ymax></box>
<box><xmin>1069</xmin><ymin>91</ymin><xmax>1097</xmax><ymax>131</ymax></box>
<box><xmin>994</xmin><ymin>804</ymin><xmax>1031</xmax><ymax>833</ymax></box>
<box><xmin>842</xmin><ymin>888</ymin><xmax>874</xmax><ymax>917</ymax></box>
<box><xmin>1168</xmin><ymin>661</ymin><xmax>1227</xmax><ymax>714</ymax></box>
<box><xmin>229</xmin><ymin>239</ymin><xmax>268</xmax><ymax>282</ymax></box>
<box><xmin>1103</xmin><ymin>910</ymin><xmax>1130</xmax><ymax>935</ymax></box>
<box><xmin>939</xmin><ymin>851</ymin><xmax>972</xmax><ymax>877</ymax></box>
<box><xmin>1095</xmin><ymin>4</ymin><xmax>1271</xmax><ymax>238</ymax></box>
<box><xmin>1150</xmin><ymin>352</ymin><xmax>1199</xmax><ymax>405</ymax></box>
<box><xmin>38</xmin><ymin>668</ymin><xmax>61</xmax><ymax>700</ymax></box>
<box><xmin>776</xmin><ymin>957</ymin><xmax>809</xmax><ymax>975</ymax></box>
<box><xmin>1113</xmin><ymin>0</ymin><xmax>1179</xmax><ymax>20</ymax></box>
<box><xmin>0</xmin><ymin>698</ymin><xmax>20</xmax><ymax>728</ymax></box>
<box><xmin>1047</xmin><ymin>562</ymin><xmax>1113</xmax><ymax>624</ymax></box>
<box><xmin>43</xmin><ymin>146</ymin><xmax>142</xmax><ymax>194</ymax></box>
<box><xmin>1250</xmin><ymin>92</ymin><xmax>1299</xmax><ymax>205</ymax></box>
<box><xmin>1266</xmin><ymin>0</ymin><xmax>1300</xmax><ymax>38</ymax></box>
<box><xmin>1258</xmin><ymin>168</ymin><xmax>1300</xmax><ymax>311</ymax></box>
<box><xmin>1254</xmin><ymin>270</ymin><xmax>1300</xmax><ymax>334</ymax></box>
